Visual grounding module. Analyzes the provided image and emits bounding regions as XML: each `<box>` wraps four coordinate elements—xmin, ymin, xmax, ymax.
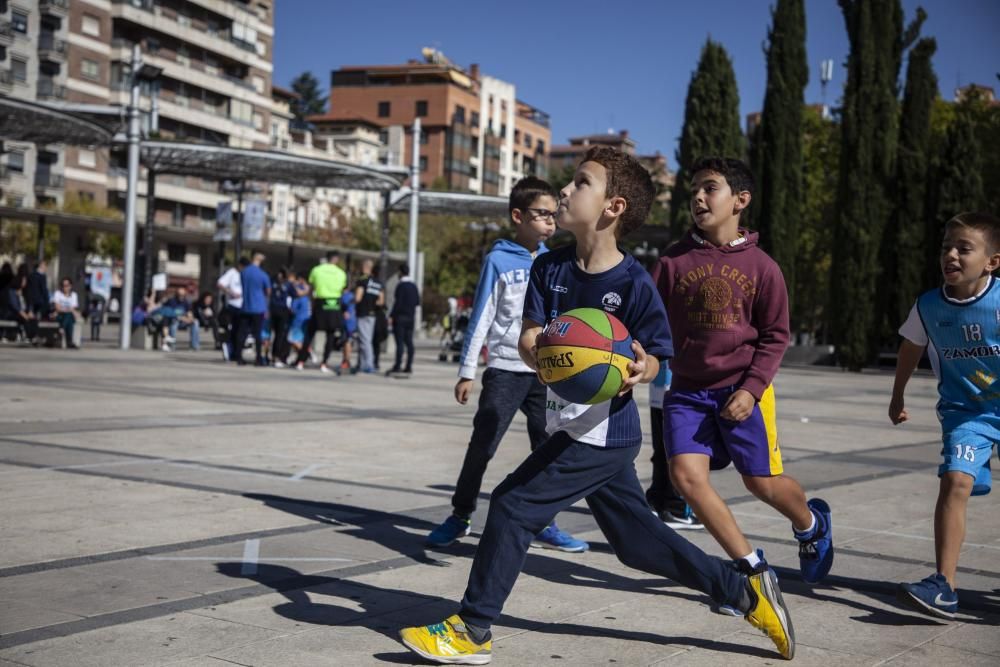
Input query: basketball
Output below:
<box><xmin>536</xmin><ymin>308</ymin><xmax>635</xmax><ymax>405</ymax></box>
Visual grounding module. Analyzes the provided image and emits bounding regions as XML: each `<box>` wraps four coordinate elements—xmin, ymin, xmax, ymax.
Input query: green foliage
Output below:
<box><xmin>290</xmin><ymin>71</ymin><xmax>326</xmax><ymax>123</ymax></box>
<box><xmin>751</xmin><ymin>0</ymin><xmax>809</xmax><ymax>318</ymax></box>
<box><xmin>670</xmin><ymin>40</ymin><xmax>746</xmax><ymax>239</ymax></box>
<box><xmin>794</xmin><ymin>108</ymin><xmax>840</xmax><ymax>340</ymax></box>
<box><xmin>877</xmin><ymin>37</ymin><xmax>937</xmax><ymax>347</ymax></box>
<box><xmin>830</xmin><ymin>0</ymin><xmax>910</xmax><ymax>371</ymax></box>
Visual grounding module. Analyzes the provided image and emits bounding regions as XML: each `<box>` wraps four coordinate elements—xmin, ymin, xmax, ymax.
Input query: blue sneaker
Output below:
<box><xmin>531</xmin><ymin>523</ymin><xmax>589</xmax><ymax>553</ymax></box>
<box><xmin>426</xmin><ymin>515</ymin><xmax>471</xmax><ymax>548</ymax></box>
<box><xmin>797</xmin><ymin>498</ymin><xmax>833</xmax><ymax>584</ymax></box>
<box><xmin>898</xmin><ymin>573</ymin><xmax>958</xmax><ymax>619</ymax></box>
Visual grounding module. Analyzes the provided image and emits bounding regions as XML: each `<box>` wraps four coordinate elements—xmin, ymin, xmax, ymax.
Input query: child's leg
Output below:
<box><xmin>670</xmin><ymin>453</ymin><xmax>752</xmax><ymax>559</ymax></box>
<box><xmin>459</xmin><ymin>433</ymin><xmax>627</xmax><ymax>630</ymax></box>
<box><xmin>451</xmin><ymin>370</ymin><xmax>535</xmax><ymax>519</ymax></box>
<box><xmin>646</xmin><ymin>406</ymin><xmax>684</xmax><ymax>511</ymax></box>
<box><xmin>586</xmin><ymin>446</ymin><xmax>748</xmax><ymax>610</ymax></box>
<box><xmin>740</xmin><ymin>475</ymin><xmax>812</xmax><ymax>530</ymax></box>
<box><xmin>520</xmin><ymin>376</ymin><xmax>548</xmax><ymax>452</ymax></box>
<box><xmin>935</xmin><ymin>471</ymin><xmax>973</xmax><ymax>588</ymax></box>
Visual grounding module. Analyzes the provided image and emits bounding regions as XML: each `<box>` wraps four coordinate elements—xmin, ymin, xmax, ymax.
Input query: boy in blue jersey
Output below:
<box><xmin>400</xmin><ymin>147</ymin><xmax>795</xmax><ymax>664</ymax></box>
<box><xmin>890</xmin><ymin>212</ymin><xmax>1000</xmax><ymax>619</ymax></box>
<box><xmin>425</xmin><ymin>177</ymin><xmax>588</xmax><ymax>553</ymax></box>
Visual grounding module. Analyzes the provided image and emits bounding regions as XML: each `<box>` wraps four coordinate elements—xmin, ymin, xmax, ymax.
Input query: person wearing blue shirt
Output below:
<box><xmin>400</xmin><ymin>147</ymin><xmax>795</xmax><ymax>664</ymax></box>
<box><xmin>237</xmin><ymin>252</ymin><xmax>271</xmax><ymax>366</ymax></box>
<box><xmin>891</xmin><ymin>212</ymin><xmax>1000</xmax><ymax>619</ymax></box>
<box><xmin>286</xmin><ymin>275</ymin><xmax>311</xmax><ymax>364</ymax></box>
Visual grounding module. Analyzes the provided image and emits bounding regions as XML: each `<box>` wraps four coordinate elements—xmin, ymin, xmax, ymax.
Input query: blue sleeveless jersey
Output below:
<box><xmin>914</xmin><ymin>279</ymin><xmax>1000</xmax><ymax>416</ymax></box>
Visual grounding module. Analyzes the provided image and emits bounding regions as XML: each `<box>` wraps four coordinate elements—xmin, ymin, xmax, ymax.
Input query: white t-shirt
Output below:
<box><xmin>217</xmin><ymin>268</ymin><xmax>243</xmax><ymax>309</ymax></box>
<box><xmin>52</xmin><ymin>290</ymin><xmax>79</xmax><ymax>312</ymax></box>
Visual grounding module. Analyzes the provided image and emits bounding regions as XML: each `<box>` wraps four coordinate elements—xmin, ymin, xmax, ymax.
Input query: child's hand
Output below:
<box><xmin>720</xmin><ymin>389</ymin><xmax>755</xmax><ymax>422</ymax></box>
<box><xmin>888</xmin><ymin>396</ymin><xmax>908</xmax><ymax>425</ymax></box>
<box><xmin>455</xmin><ymin>378</ymin><xmax>474</xmax><ymax>405</ymax></box>
<box><xmin>618</xmin><ymin>341</ymin><xmax>648</xmax><ymax>397</ymax></box>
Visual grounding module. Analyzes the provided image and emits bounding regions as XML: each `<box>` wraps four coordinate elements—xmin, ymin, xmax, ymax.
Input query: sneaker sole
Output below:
<box><xmin>400</xmin><ymin>636</ymin><xmax>491</xmax><ymax>665</ymax></box>
<box><xmin>896</xmin><ymin>586</ymin><xmax>956</xmax><ymax>620</ymax></box>
<box><xmin>663</xmin><ymin>519</ymin><xmax>705</xmax><ymax>530</ymax></box>
<box><xmin>713</xmin><ymin>604</ymin><xmax>743</xmax><ymax>617</ymax></box>
<box><xmin>529</xmin><ymin>541</ymin><xmax>588</xmax><ymax>553</ymax></box>
<box><xmin>755</xmin><ymin>568</ymin><xmax>796</xmax><ymax>659</ymax></box>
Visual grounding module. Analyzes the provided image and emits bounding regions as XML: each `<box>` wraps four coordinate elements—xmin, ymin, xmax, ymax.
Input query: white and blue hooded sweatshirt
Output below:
<box><xmin>458</xmin><ymin>238</ymin><xmax>547</xmax><ymax>380</ymax></box>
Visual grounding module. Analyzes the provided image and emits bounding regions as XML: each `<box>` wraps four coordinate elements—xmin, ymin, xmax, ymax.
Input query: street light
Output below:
<box><xmin>119</xmin><ymin>45</ymin><xmax>162</xmax><ymax>351</ymax></box>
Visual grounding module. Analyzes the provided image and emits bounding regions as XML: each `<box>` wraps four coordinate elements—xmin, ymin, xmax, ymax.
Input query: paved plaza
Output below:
<box><xmin>0</xmin><ymin>338</ymin><xmax>998</xmax><ymax>666</ymax></box>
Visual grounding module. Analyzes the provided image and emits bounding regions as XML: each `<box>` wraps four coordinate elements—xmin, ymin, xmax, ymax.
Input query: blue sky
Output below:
<box><xmin>273</xmin><ymin>0</ymin><xmax>1000</xmax><ymax>164</ymax></box>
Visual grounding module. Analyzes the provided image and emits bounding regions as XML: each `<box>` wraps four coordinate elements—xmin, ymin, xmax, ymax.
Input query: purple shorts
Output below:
<box><xmin>664</xmin><ymin>385</ymin><xmax>783</xmax><ymax>477</ymax></box>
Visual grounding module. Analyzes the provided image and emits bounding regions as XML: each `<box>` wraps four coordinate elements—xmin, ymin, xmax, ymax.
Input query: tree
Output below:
<box><xmin>289</xmin><ymin>71</ymin><xmax>326</xmax><ymax>124</ymax></box>
<box><xmin>877</xmin><ymin>37</ymin><xmax>937</xmax><ymax>346</ymax></box>
<box><xmin>829</xmin><ymin>1</ymin><xmax>921</xmax><ymax>370</ymax></box>
<box><xmin>925</xmin><ymin>98</ymin><xmax>986</xmax><ymax>286</ymax></box>
<box><xmin>750</xmin><ymin>0</ymin><xmax>809</xmax><ymax>322</ymax></box>
<box><xmin>670</xmin><ymin>40</ymin><xmax>745</xmax><ymax>239</ymax></box>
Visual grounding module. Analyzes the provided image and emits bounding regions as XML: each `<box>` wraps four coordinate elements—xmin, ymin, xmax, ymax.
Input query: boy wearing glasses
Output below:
<box><xmin>425</xmin><ymin>177</ymin><xmax>589</xmax><ymax>553</ymax></box>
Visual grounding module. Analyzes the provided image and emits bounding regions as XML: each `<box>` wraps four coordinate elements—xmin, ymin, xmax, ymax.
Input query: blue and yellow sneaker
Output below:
<box><xmin>530</xmin><ymin>522</ymin><xmax>589</xmax><ymax>553</ymax></box>
<box><xmin>744</xmin><ymin>565</ymin><xmax>795</xmax><ymax>659</ymax></box>
<box><xmin>898</xmin><ymin>573</ymin><xmax>958</xmax><ymax>619</ymax></box>
<box><xmin>797</xmin><ymin>498</ymin><xmax>834</xmax><ymax>584</ymax></box>
<box><xmin>400</xmin><ymin>615</ymin><xmax>492</xmax><ymax>665</ymax></box>
<box><xmin>426</xmin><ymin>515</ymin><xmax>471</xmax><ymax>548</ymax></box>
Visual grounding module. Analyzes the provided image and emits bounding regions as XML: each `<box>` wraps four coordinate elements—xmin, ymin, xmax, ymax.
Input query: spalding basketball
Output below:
<box><xmin>536</xmin><ymin>308</ymin><xmax>635</xmax><ymax>405</ymax></box>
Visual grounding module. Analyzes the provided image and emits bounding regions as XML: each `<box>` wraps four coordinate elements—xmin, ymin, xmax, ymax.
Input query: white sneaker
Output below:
<box><xmin>320</xmin><ymin>364</ymin><xmax>334</xmax><ymax>374</ymax></box>
<box><xmin>310</xmin><ymin>351</ymin><xmax>320</xmax><ymax>364</ymax></box>
<box><xmin>295</xmin><ymin>362</ymin><xmax>305</xmax><ymax>371</ymax></box>
<box><xmin>274</xmin><ymin>360</ymin><xmax>286</xmax><ymax>368</ymax></box>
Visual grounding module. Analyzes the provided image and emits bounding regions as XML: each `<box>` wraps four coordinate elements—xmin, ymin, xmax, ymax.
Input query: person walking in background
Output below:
<box><xmin>387</xmin><ymin>264</ymin><xmax>419</xmax><ymax>375</ymax></box>
<box><xmin>354</xmin><ymin>259</ymin><xmax>384</xmax><ymax>374</ymax></box>
<box><xmin>237</xmin><ymin>252</ymin><xmax>271</xmax><ymax>367</ymax></box>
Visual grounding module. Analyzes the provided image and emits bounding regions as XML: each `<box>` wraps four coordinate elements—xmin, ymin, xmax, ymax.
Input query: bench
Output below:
<box><xmin>0</xmin><ymin>319</ymin><xmax>20</xmax><ymax>342</ymax></box>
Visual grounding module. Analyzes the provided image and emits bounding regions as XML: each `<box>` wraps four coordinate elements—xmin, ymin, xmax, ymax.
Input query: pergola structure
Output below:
<box><xmin>0</xmin><ymin>96</ymin><xmax>113</xmax><ymax>147</ymax></box>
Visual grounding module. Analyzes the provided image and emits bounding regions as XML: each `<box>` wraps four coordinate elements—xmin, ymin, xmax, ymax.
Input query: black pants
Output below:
<box><xmin>270</xmin><ymin>310</ymin><xmax>290</xmax><ymax>363</ymax></box>
<box><xmin>236</xmin><ymin>312</ymin><xmax>264</xmax><ymax>363</ymax></box>
<box><xmin>392</xmin><ymin>315</ymin><xmax>414</xmax><ymax>371</ymax></box>
<box><xmin>458</xmin><ymin>433</ymin><xmax>747</xmax><ymax>629</ymax></box>
<box><xmin>224</xmin><ymin>305</ymin><xmax>241</xmax><ymax>360</ymax></box>
<box><xmin>452</xmin><ymin>369</ymin><xmax>548</xmax><ymax>518</ymax></box>
<box><xmin>296</xmin><ymin>303</ymin><xmax>343</xmax><ymax>366</ymax></box>
<box><xmin>645</xmin><ymin>406</ymin><xmax>685</xmax><ymax>512</ymax></box>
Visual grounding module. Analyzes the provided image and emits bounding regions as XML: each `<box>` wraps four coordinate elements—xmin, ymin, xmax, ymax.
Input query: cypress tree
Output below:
<box><xmin>290</xmin><ymin>71</ymin><xmax>326</xmax><ymax>124</ymax></box>
<box><xmin>670</xmin><ymin>40</ymin><xmax>745</xmax><ymax>239</ymax></box>
<box><xmin>877</xmin><ymin>37</ymin><xmax>937</xmax><ymax>343</ymax></box>
<box><xmin>751</xmin><ymin>0</ymin><xmax>808</xmax><ymax>323</ymax></box>
<box><xmin>830</xmin><ymin>1</ymin><xmax>921</xmax><ymax>370</ymax></box>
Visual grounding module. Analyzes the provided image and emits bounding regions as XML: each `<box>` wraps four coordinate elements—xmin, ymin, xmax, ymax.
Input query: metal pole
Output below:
<box><xmin>36</xmin><ymin>215</ymin><xmax>46</xmax><ymax>265</ymax></box>
<box><xmin>142</xmin><ymin>170</ymin><xmax>155</xmax><ymax>296</ymax></box>
<box><xmin>234</xmin><ymin>182</ymin><xmax>244</xmax><ymax>261</ymax></box>
<box><xmin>119</xmin><ymin>44</ymin><xmax>142</xmax><ymax>350</ymax></box>
<box><xmin>379</xmin><ymin>190</ymin><xmax>390</xmax><ymax>283</ymax></box>
<box><xmin>407</xmin><ymin>118</ymin><xmax>420</xmax><ymax>275</ymax></box>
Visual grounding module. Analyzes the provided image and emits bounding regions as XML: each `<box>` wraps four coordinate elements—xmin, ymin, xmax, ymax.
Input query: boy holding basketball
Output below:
<box><xmin>653</xmin><ymin>156</ymin><xmax>833</xmax><ymax>585</ymax></box>
<box><xmin>425</xmin><ymin>176</ymin><xmax>588</xmax><ymax>553</ymax></box>
<box><xmin>399</xmin><ymin>147</ymin><xmax>795</xmax><ymax>664</ymax></box>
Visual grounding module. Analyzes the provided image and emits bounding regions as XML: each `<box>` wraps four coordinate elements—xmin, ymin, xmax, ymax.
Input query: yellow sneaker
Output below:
<box><xmin>399</xmin><ymin>614</ymin><xmax>492</xmax><ymax>665</ymax></box>
<box><xmin>744</xmin><ymin>568</ymin><xmax>795</xmax><ymax>659</ymax></box>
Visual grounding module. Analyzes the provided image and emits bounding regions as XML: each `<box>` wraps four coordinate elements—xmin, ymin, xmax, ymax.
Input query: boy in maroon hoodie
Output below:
<box><xmin>653</xmin><ymin>156</ymin><xmax>833</xmax><ymax>585</ymax></box>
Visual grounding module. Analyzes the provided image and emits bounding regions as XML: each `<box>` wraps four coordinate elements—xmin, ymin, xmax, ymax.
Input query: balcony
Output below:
<box><xmin>37</xmin><ymin>79</ymin><xmax>66</xmax><ymax>100</ymax></box>
<box><xmin>38</xmin><ymin>35</ymin><xmax>67</xmax><ymax>61</ymax></box>
<box><xmin>39</xmin><ymin>0</ymin><xmax>70</xmax><ymax>16</ymax></box>
<box><xmin>34</xmin><ymin>172</ymin><xmax>65</xmax><ymax>190</ymax></box>
<box><xmin>0</xmin><ymin>69</ymin><xmax>13</xmax><ymax>90</ymax></box>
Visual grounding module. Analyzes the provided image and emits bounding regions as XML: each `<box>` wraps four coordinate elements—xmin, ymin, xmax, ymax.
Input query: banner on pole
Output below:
<box><xmin>213</xmin><ymin>201</ymin><xmax>233</xmax><ymax>242</ymax></box>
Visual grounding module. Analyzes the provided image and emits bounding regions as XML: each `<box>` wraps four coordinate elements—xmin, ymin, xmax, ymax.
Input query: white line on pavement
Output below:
<box><xmin>241</xmin><ymin>539</ymin><xmax>260</xmax><ymax>575</ymax></box>
<box><xmin>289</xmin><ymin>463</ymin><xmax>324</xmax><ymax>481</ymax></box>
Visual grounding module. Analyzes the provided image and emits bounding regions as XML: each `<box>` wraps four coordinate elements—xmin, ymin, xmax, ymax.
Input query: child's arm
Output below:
<box><xmin>889</xmin><ymin>339</ymin><xmax>926</xmax><ymax>425</ymax></box>
<box><xmin>617</xmin><ymin>342</ymin><xmax>660</xmax><ymax>397</ymax></box>
<box><xmin>518</xmin><ymin>318</ymin><xmax>544</xmax><ymax>372</ymax></box>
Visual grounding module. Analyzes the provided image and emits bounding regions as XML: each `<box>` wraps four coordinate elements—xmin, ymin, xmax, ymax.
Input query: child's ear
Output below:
<box><xmin>988</xmin><ymin>251</ymin><xmax>1000</xmax><ymax>274</ymax></box>
<box><xmin>733</xmin><ymin>190</ymin><xmax>752</xmax><ymax>215</ymax></box>
<box><xmin>605</xmin><ymin>196</ymin><xmax>627</xmax><ymax>219</ymax></box>
<box><xmin>511</xmin><ymin>208</ymin><xmax>523</xmax><ymax>225</ymax></box>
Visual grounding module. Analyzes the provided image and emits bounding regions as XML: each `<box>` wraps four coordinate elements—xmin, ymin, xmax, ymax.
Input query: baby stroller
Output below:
<box><xmin>438</xmin><ymin>297</ymin><xmax>470</xmax><ymax>363</ymax></box>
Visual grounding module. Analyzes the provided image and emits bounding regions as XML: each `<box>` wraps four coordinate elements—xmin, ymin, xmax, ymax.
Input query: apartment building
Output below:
<box><xmin>322</xmin><ymin>51</ymin><xmax>551</xmax><ymax>197</ymax></box>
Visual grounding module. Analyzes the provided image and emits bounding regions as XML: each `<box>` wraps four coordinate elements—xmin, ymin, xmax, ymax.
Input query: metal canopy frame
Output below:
<box><xmin>388</xmin><ymin>188</ymin><xmax>509</xmax><ymax>217</ymax></box>
<box><xmin>139</xmin><ymin>140</ymin><xmax>408</xmax><ymax>191</ymax></box>
<box><xmin>0</xmin><ymin>96</ymin><xmax>113</xmax><ymax>146</ymax></box>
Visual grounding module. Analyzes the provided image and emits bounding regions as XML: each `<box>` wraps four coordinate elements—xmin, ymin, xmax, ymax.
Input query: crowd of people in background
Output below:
<box><xmin>0</xmin><ymin>259</ymin><xmax>81</xmax><ymax>349</ymax></box>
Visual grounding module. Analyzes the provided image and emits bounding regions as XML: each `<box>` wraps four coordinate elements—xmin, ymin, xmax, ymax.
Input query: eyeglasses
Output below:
<box><xmin>525</xmin><ymin>208</ymin><xmax>557</xmax><ymax>221</ymax></box>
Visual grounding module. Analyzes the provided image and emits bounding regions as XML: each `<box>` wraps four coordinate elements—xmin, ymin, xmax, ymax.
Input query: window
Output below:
<box><xmin>500</xmin><ymin>124</ymin><xmax>507</xmax><ymax>138</ymax></box>
<box><xmin>230</xmin><ymin>99</ymin><xmax>253</xmax><ymax>125</ymax></box>
<box><xmin>470</xmin><ymin>111</ymin><xmax>479</xmax><ymax>128</ymax></box>
<box><xmin>146</xmin><ymin>37</ymin><xmax>160</xmax><ymax>54</ymax></box>
<box><xmin>252</xmin><ymin>75</ymin><xmax>265</xmax><ymax>94</ymax></box>
<box><xmin>419</xmin><ymin>131</ymin><xmax>428</xmax><ymax>145</ymax></box>
<box><xmin>81</xmin><ymin>14</ymin><xmax>100</xmax><ymax>37</ymax></box>
<box><xmin>514</xmin><ymin>129</ymin><xmax>520</xmax><ymax>143</ymax></box>
<box><xmin>12</xmin><ymin>11</ymin><xmax>27</xmax><ymax>34</ymax></box>
<box><xmin>377</xmin><ymin>101</ymin><xmax>390</xmax><ymax>118</ymax></box>
<box><xmin>453</xmin><ymin>105</ymin><xmax>465</xmax><ymax>124</ymax></box>
<box><xmin>12</xmin><ymin>57</ymin><xmax>26</xmax><ymax>82</ymax></box>
<box><xmin>525</xmin><ymin>133</ymin><xmax>532</xmax><ymax>148</ymax></box>
<box><xmin>78</xmin><ymin>149</ymin><xmax>96</xmax><ymax>168</ymax></box>
<box><xmin>415</xmin><ymin>100</ymin><xmax>428</xmax><ymax>117</ymax></box>
<box><xmin>252</xmin><ymin>112</ymin><xmax>264</xmax><ymax>131</ymax></box>
<box><xmin>81</xmin><ymin>59</ymin><xmax>100</xmax><ymax>81</ymax></box>
<box><xmin>469</xmin><ymin>164</ymin><xmax>478</xmax><ymax>179</ymax></box>
<box><xmin>419</xmin><ymin>156</ymin><xmax>428</xmax><ymax>172</ymax></box>
<box><xmin>167</xmin><ymin>243</ymin><xmax>186</xmax><ymax>262</ymax></box>
<box><xmin>536</xmin><ymin>140</ymin><xmax>545</xmax><ymax>153</ymax></box>
<box><xmin>378</xmin><ymin>129</ymin><xmax>389</xmax><ymax>144</ymax></box>
<box><xmin>6</xmin><ymin>151</ymin><xmax>24</xmax><ymax>173</ymax></box>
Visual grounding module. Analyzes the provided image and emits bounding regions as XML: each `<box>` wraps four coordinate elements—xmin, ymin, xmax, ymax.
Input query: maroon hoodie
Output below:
<box><xmin>652</xmin><ymin>229</ymin><xmax>789</xmax><ymax>400</ymax></box>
